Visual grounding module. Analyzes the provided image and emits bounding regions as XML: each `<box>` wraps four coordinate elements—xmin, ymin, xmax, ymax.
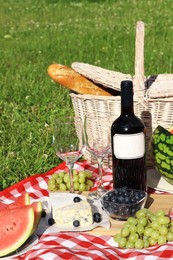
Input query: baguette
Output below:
<box><xmin>47</xmin><ymin>63</ymin><xmax>113</xmax><ymax>96</ymax></box>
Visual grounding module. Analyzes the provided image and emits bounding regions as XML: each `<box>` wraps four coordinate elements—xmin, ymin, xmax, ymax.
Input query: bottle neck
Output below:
<box><xmin>121</xmin><ymin>81</ymin><xmax>134</xmax><ymax>115</ymax></box>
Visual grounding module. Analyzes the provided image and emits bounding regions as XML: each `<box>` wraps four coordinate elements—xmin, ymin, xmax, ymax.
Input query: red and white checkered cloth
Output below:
<box><xmin>0</xmin><ymin>160</ymin><xmax>173</xmax><ymax>260</ymax></box>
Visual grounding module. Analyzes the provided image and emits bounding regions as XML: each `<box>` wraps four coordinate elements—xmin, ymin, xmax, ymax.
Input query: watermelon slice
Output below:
<box><xmin>0</xmin><ymin>201</ymin><xmax>42</xmax><ymax>235</ymax></box>
<box><xmin>0</xmin><ymin>193</ymin><xmax>30</xmax><ymax>210</ymax></box>
<box><xmin>0</xmin><ymin>207</ymin><xmax>34</xmax><ymax>257</ymax></box>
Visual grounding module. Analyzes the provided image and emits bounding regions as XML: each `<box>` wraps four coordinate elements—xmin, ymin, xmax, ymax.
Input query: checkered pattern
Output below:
<box><xmin>0</xmin><ymin>160</ymin><xmax>173</xmax><ymax>260</ymax></box>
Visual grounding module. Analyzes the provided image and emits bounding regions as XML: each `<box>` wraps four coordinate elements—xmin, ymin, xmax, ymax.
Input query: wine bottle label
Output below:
<box><xmin>113</xmin><ymin>132</ymin><xmax>145</xmax><ymax>159</ymax></box>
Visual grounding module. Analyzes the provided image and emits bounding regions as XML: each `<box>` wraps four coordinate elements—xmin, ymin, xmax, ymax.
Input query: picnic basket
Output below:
<box><xmin>70</xmin><ymin>21</ymin><xmax>173</xmax><ymax>169</ymax></box>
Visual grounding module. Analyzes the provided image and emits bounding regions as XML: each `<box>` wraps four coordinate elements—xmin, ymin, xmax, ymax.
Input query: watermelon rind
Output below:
<box><xmin>0</xmin><ymin>207</ymin><xmax>34</xmax><ymax>257</ymax></box>
<box><xmin>151</xmin><ymin>125</ymin><xmax>173</xmax><ymax>184</ymax></box>
<box><xmin>31</xmin><ymin>201</ymin><xmax>42</xmax><ymax>234</ymax></box>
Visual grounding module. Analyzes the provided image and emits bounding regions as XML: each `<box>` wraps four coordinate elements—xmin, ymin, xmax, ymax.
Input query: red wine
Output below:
<box><xmin>111</xmin><ymin>80</ymin><xmax>147</xmax><ymax>191</ymax></box>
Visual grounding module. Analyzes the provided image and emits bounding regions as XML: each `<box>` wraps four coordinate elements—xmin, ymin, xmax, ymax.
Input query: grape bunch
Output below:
<box><xmin>48</xmin><ymin>170</ymin><xmax>94</xmax><ymax>192</ymax></box>
<box><xmin>114</xmin><ymin>208</ymin><xmax>173</xmax><ymax>249</ymax></box>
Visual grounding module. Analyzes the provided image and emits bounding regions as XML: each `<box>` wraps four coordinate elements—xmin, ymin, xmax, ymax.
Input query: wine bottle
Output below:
<box><xmin>111</xmin><ymin>80</ymin><xmax>146</xmax><ymax>191</ymax></box>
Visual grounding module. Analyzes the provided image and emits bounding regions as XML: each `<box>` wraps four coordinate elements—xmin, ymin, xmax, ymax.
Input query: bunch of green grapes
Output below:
<box><xmin>114</xmin><ymin>208</ymin><xmax>173</xmax><ymax>249</ymax></box>
<box><xmin>48</xmin><ymin>170</ymin><xmax>94</xmax><ymax>192</ymax></box>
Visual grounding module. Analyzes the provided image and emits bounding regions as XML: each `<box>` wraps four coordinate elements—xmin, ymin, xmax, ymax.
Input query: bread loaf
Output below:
<box><xmin>47</xmin><ymin>63</ymin><xmax>114</xmax><ymax>96</ymax></box>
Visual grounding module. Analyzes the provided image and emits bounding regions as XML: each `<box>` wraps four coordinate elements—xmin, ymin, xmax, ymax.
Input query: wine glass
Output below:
<box><xmin>52</xmin><ymin>116</ymin><xmax>86</xmax><ymax>193</ymax></box>
<box><xmin>84</xmin><ymin>115</ymin><xmax>111</xmax><ymax>199</ymax></box>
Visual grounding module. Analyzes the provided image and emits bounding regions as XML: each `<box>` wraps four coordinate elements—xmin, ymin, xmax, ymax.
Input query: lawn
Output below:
<box><xmin>1</xmin><ymin>0</ymin><xmax>173</xmax><ymax>190</ymax></box>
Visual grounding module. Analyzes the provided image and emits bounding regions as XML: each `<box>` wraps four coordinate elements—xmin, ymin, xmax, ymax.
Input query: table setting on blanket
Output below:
<box><xmin>1</xmin><ymin>160</ymin><xmax>173</xmax><ymax>260</ymax></box>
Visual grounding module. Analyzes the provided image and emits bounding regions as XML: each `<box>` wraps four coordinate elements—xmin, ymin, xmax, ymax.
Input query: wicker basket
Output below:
<box><xmin>70</xmin><ymin>21</ymin><xmax>173</xmax><ymax>169</ymax></box>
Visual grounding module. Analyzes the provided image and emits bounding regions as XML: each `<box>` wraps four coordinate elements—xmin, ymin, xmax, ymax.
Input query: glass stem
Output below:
<box><xmin>67</xmin><ymin>163</ymin><xmax>74</xmax><ymax>193</ymax></box>
<box><xmin>97</xmin><ymin>157</ymin><xmax>104</xmax><ymax>189</ymax></box>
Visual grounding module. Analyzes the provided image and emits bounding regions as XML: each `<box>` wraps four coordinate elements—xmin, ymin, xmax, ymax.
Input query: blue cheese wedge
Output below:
<box><xmin>52</xmin><ymin>200</ymin><xmax>93</xmax><ymax>227</ymax></box>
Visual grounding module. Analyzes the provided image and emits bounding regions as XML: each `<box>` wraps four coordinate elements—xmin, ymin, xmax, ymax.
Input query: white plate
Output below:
<box><xmin>37</xmin><ymin>193</ymin><xmax>110</xmax><ymax>234</ymax></box>
<box><xmin>0</xmin><ymin>235</ymin><xmax>38</xmax><ymax>259</ymax></box>
<box><xmin>147</xmin><ymin>168</ymin><xmax>173</xmax><ymax>193</ymax></box>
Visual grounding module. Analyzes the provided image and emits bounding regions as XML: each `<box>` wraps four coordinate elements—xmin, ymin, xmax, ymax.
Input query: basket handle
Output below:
<box><xmin>134</xmin><ymin>21</ymin><xmax>145</xmax><ymax>99</ymax></box>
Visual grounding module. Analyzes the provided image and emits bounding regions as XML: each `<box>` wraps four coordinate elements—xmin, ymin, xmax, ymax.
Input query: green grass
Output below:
<box><xmin>1</xmin><ymin>0</ymin><xmax>173</xmax><ymax>190</ymax></box>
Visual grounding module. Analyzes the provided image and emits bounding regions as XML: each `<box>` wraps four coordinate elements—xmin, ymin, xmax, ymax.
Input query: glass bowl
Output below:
<box><xmin>100</xmin><ymin>188</ymin><xmax>147</xmax><ymax>221</ymax></box>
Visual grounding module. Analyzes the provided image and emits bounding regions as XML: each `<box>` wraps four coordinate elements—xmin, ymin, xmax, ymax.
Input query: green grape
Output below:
<box><xmin>155</xmin><ymin>210</ymin><xmax>166</xmax><ymax>217</ymax></box>
<box><xmin>146</xmin><ymin>210</ymin><xmax>154</xmax><ymax>219</ymax></box>
<box><xmin>136</xmin><ymin>208</ymin><xmax>148</xmax><ymax>219</ymax></box>
<box><xmin>73</xmin><ymin>175</ymin><xmax>79</xmax><ymax>182</ymax></box>
<box><xmin>129</xmin><ymin>232</ymin><xmax>139</xmax><ymax>243</ymax></box>
<box><xmin>85</xmin><ymin>184</ymin><xmax>91</xmax><ymax>191</ymax></box>
<box><xmin>151</xmin><ymin>230</ymin><xmax>160</xmax><ymax>240</ymax></box>
<box><xmin>79</xmin><ymin>171</ymin><xmax>87</xmax><ymax>179</ymax></box>
<box><xmin>123</xmin><ymin>223</ymin><xmax>131</xmax><ymax>229</ymax></box>
<box><xmin>63</xmin><ymin>174</ymin><xmax>70</xmax><ymax>183</ymax></box>
<box><xmin>121</xmin><ymin>227</ymin><xmax>130</xmax><ymax>238</ymax></box>
<box><xmin>79</xmin><ymin>183</ymin><xmax>86</xmax><ymax>192</ymax></box>
<box><xmin>55</xmin><ymin>178</ymin><xmax>63</xmax><ymax>184</ymax></box>
<box><xmin>137</xmin><ymin>224</ymin><xmax>145</xmax><ymax>235</ymax></box>
<box><xmin>144</xmin><ymin>227</ymin><xmax>153</xmax><ymax>237</ymax></box>
<box><xmin>135</xmin><ymin>239</ymin><xmax>144</xmax><ymax>249</ymax></box>
<box><xmin>143</xmin><ymin>239</ymin><xmax>150</xmax><ymax>248</ymax></box>
<box><xmin>74</xmin><ymin>182</ymin><xmax>80</xmax><ymax>191</ymax></box>
<box><xmin>86</xmin><ymin>179</ymin><xmax>94</xmax><ymax>188</ymax></box>
<box><xmin>48</xmin><ymin>178</ymin><xmax>56</xmax><ymax>185</ymax></box>
<box><xmin>129</xmin><ymin>224</ymin><xmax>137</xmax><ymax>233</ymax></box>
<box><xmin>58</xmin><ymin>171</ymin><xmax>65</xmax><ymax>178</ymax></box>
<box><xmin>48</xmin><ymin>182</ymin><xmax>56</xmax><ymax>191</ymax></box>
<box><xmin>158</xmin><ymin>216</ymin><xmax>170</xmax><ymax>225</ymax></box>
<box><xmin>127</xmin><ymin>217</ymin><xmax>138</xmax><ymax>226</ymax></box>
<box><xmin>167</xmin><ymin>231</ymin><xmax>173</xmax><ymax>241</ymax></box>
<box><xmin>150</xmin><ymin>215</ymin><xmax>157</xmax><ymax>222</ymax></box>
<box><xmin>169</xmin><ymin>225</ymin><xmax>173</xmax><ymax>233</ymax></box>
<box><xmin>149</xmin><ymin>237</ymin><xmax>157</xmax><ymax>246</ymax></box>
<box><xmin>151</xmin><ymin>221</ymin><xmax>161</xmax><ymax>230</ymax></box>
<box><xmin>66</xmin><ymin>182</ymin><xmax>71</xmax><ymax>190</ymax></box>
<box><xmin>48</xmin><ymin>179</ymin><xmax>56</xmax><ymax>191</ymax></box>
<box><xmin>118</xmin><ymin>237</ymin><xmax>127</xmax><ymax>248</ymax></box>
<box><xmin>51</xmin><ymin>173</ymin><xmax>59</xmax><ymax>179</ymax></box>
<box><xmin>160</xmin><ymin>226</ymin><xmax>168</xmax><ymax>236</ymax></box>
<box><xmin>85</xmin><ymin>171</ymin><xmax>92</xmax><ymax>178</ymax></box>
<box><xmin>126</xmin><ymin>241</ymin><xmax>135</xmax><ymax>249</ymax></box>
<box><xmin>138</xmin><ymin>217</ymin><xmax>147</xmax><ymax>227</ymax></box>
<box><xmin>158</xmin><ymin>235</ymin><xmax>167</xmax><ymax>245</ymax></box>
<box><xmin>59</xmin><ymin>183</ymin><xmax>67</xmax><ymax>191</ymax></box>
<box><xmin>113</xmin><ymin>233</ymin><xmax>121</xmax><ymax>243</ymax></box>
<box><xmin>79</xmin><ymin>177</ymin><xmax>85</xmax><ymax>183</ymax></box>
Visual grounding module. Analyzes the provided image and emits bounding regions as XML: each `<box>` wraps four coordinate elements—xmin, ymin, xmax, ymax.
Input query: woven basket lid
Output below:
<box><xmin>71</xmin><ymin>62</ymin><xmax>132</xmax><ymax>91</ymax></box>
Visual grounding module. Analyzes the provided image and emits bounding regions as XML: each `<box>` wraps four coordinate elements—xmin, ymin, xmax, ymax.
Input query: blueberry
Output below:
<box><xmin>73</xmin><ymin>220</ymin><xmax>80</xmax><ymax>227</ymax></box>
<box><xmin>111</xmin><ymin>197</ymin><xmax>118</xmax><ymax>203</ymax></box>
<box><xmin>131</xmin><ymin>197</ymin><xmax>137</xmax><ymax>203</ymax></box>
<box><xmin>48</xmin><ymin>218</ymin><xmax>55</xmax><ymax>226</ymax></box>
<box><xmin>124</xmin><ymin>206</ymin><xmax>131</xmax><ymax>215</ymax></box>
<box><xmin>117</xmin><ymin>190</ymin><xmax>123</xmax><ymax>196</ymax></box>
<box><xmin>123</xmin><ymin>191</ymin><xmax>128</xmax><ymax>197</ymax></box>
<box><xmin>73</xmin><ymin>196</ymin><xmax>81</xmax><ymax>203</ymax></box>
<box><xmin>93</xmin><ymin>212</ymin><xmax>102</xmax><ymax>223</ymax></box>
<box><xmin>41</xmin><ymin>210</ymin><xmax>46</xmax><ymax>218</ymax></box>
<box><xmin>124</xmin><ymin>197</ymin><xmax>130</xmax><ymax>204</ymax></box>
<box><xmin>117</xmin><ymin>196</ymin><xmax>125</xmax><ymax>204</ymax></box>
<box><xmin>139</xmin><ymin>191</ymin><xmax>146</xmax><ymax>199</ymax></box>
<box><xmin>108</xmin><ymin>191</ymin><xmax>115</xmax><ymax>199</ymax></box>
<box><xmin>103</xmin><ymin>195</ymin><xmax>109</xmax><ymax>201</ymax></box>
<box><xmin>103</xmin><ymin>201</ymin><xmax>109</xmax><ymax>209</ymax></box>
